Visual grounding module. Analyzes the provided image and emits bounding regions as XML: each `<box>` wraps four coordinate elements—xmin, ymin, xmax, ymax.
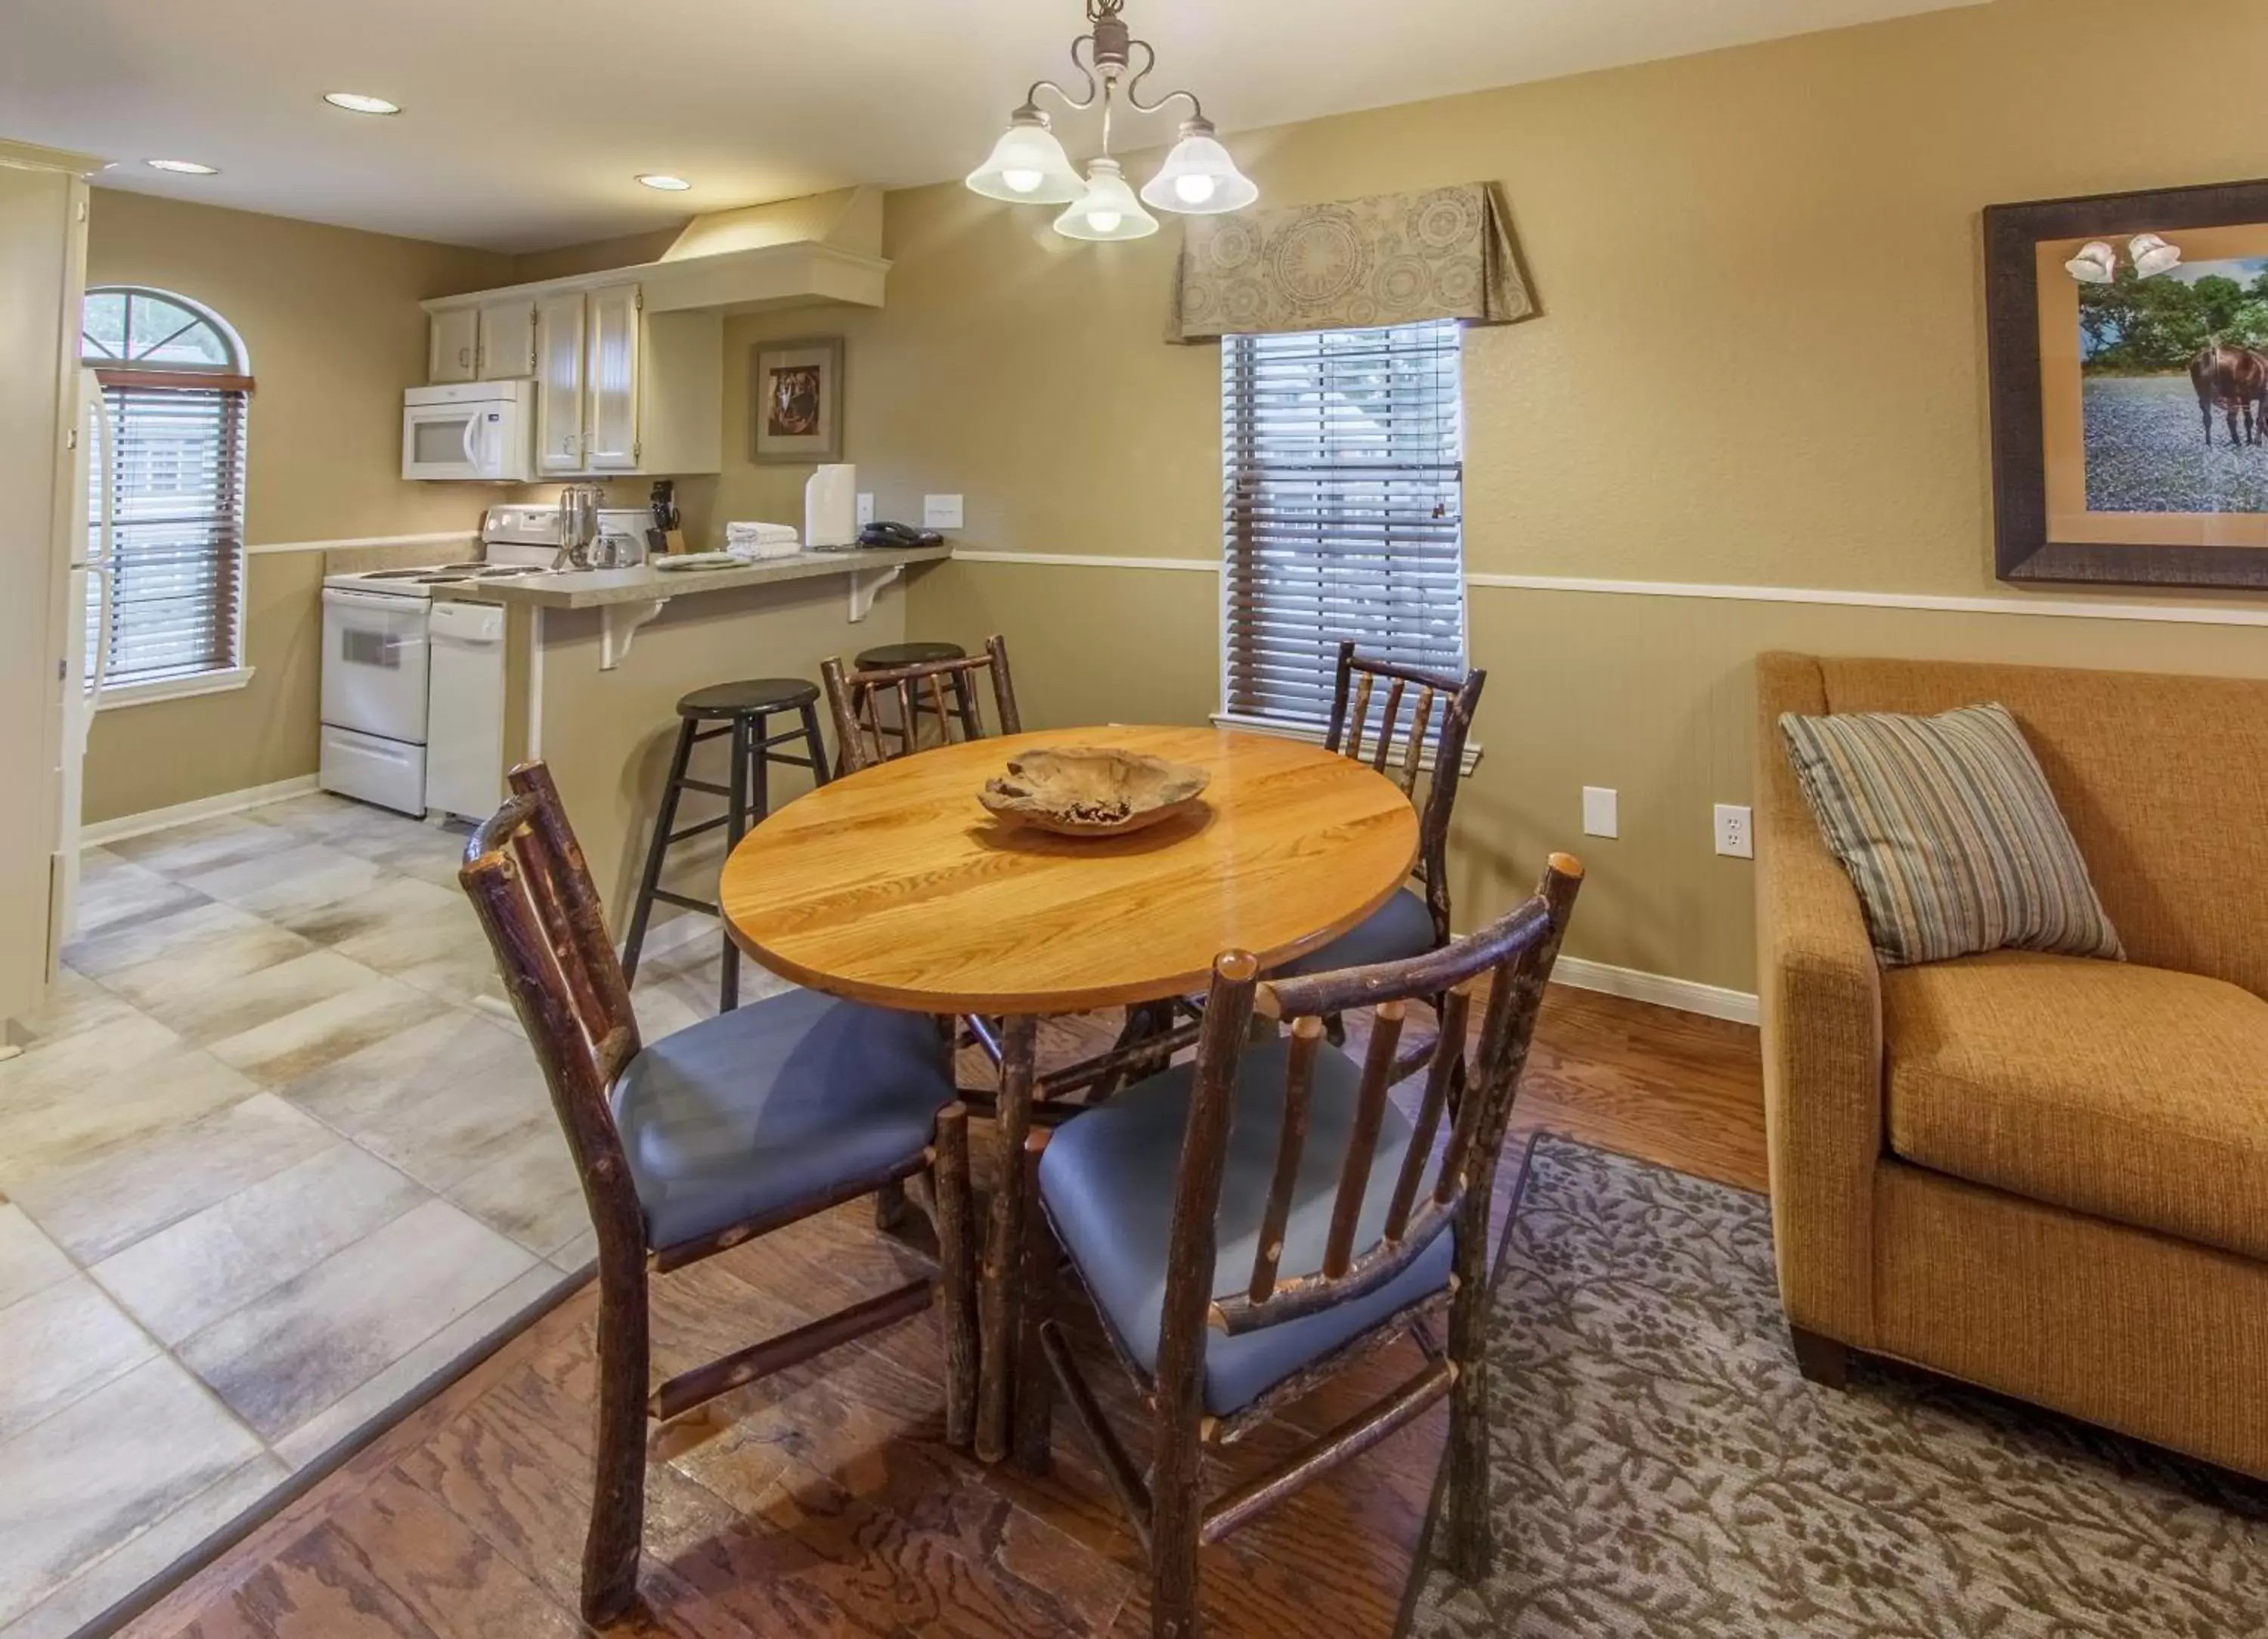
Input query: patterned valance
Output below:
<box><xmin>1167</xmin><ymin>183</ymin><xmax>1534</xmax><ymax>342</ymax></box>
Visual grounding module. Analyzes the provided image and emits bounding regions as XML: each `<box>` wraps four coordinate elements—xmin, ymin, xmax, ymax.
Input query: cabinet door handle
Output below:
<box><xmin>458</xmin><ymin>345</ymin><xmax>472</xmax><ymax>368</ymax></box>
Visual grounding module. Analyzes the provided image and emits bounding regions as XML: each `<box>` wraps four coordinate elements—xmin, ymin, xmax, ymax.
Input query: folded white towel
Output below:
<box><xmin>724</xmin><ymin>521</ymin><xmax>798</xmax><ymax>544</ymax></box>
<box><xmin>725</xmin><ymin>537</ymin><xmax>801</xmax><ymax>560</ymax></box>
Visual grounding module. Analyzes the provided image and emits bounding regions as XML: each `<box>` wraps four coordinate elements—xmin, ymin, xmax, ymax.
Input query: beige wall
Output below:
<box><xmin>705</xmin><ymin>0</ymin><xmax>2268</xmax><ymax>996</ymax></box>
<box><xmin>80</xmin><ymin>191</ymin><xmax>510</xmax><ymax>823</ymax></box>
<box><xmin>73</xmin><ymin>0</ymin><xmax>2268</xmax><ymax>998</ymax></box>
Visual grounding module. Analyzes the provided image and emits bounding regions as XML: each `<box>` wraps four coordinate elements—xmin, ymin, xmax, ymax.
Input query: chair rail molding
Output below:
<box><xmin>951</xmin><ymin>551</ymin><xmax>2268</xmax><ymax>627</ymax></box>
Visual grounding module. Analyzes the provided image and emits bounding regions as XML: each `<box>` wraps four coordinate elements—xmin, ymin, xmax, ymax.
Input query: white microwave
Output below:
<box><xmin>402</xmin><ymin>380</ymin><xmax>534</xmax><ymax>482</ymax></box>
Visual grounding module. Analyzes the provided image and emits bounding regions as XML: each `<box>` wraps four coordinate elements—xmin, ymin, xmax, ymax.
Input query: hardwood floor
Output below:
<box><xmin>113</xmin><ymin>987</ymin><xmax>1765</xmax><ymax>1639</ymax></box>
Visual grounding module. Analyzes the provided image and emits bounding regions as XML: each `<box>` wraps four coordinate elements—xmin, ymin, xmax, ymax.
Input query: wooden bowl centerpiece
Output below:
<box><xmin>978</xmin><ymin>745</ymin><xmax>1211</xmax><ymax>838</ymax></box>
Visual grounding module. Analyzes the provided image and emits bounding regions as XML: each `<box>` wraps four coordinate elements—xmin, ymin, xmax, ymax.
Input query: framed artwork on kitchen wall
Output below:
<box><xmin>1986</xmin><ymin>175</ymin><xmax>2268</xmax><ymax>589</ymax></box>
<box><xmin>751</xmin><ymin>335</ymin><xmax>844</xmax><ymax>463</ymax></box>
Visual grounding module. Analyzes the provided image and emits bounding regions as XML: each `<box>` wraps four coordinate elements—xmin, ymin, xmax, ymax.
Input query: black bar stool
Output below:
<box><xmin>621</xmin><ymin>678</ymin><xmax>827</xmax><ymax>1011</ymax></box>
<box><xmin>850</xmin><ymin>641</ymin><xmax>972</xmax><ymax>758</ymax></box>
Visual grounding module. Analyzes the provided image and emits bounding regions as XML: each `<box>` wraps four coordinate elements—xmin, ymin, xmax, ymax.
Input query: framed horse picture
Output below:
<box><xmin>1985</xmin><ymin>176</ymin><xmax>2268</xmax><ymax>588</ymax></box>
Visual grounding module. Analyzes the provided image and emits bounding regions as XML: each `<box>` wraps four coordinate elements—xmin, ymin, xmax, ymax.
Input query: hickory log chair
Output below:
<box><xmin>458</xmin><ymin>761</ymin><xmax>978</xmax><ymax>1626</ymax></box>
<box><xmin>1277</xmin><ymin>642</ymin><xmax>1487</xmax><ymax>1077</ymax></box>
<box><xmin>822</xmin><ymin>632</ymin><xmax>1021</xmax><ymax>775</ymax></box>
<box><xmin>853</xmin><ymin>640</ymin><xmax>972</xmax><ymax>756</ymax></box>
<box><xmin>1020</xmin><ymin>856</ymin><xmax>1583</xmax><ymax>1639</ymax></box>
<box><xmin>1281</xmin><ymin>641</ymin><xmax>1486</xmax><ymax>976</ymax></box>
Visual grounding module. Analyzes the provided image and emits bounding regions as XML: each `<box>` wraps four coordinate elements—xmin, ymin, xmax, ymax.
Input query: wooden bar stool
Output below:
<box><xmin>852</xmin><ymin>640</ymin><xmax>973</xmax><ymax>756</ymax></box>
<box><xmin>621</xmin><ymin>677</ymin><xmax>827</xmax><ymax>1011</ymax></box>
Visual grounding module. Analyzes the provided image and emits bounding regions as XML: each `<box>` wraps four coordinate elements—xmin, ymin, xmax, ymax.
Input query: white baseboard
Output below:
<box><xmin>1551</xmin><ymin>955</ymin><xmax>1758</xmax><ymax>1026</ymax></box>
<box><xmin>82</xmin><ymin>775</ymin><xmax>321</xmax><ymax>845</ymax></box>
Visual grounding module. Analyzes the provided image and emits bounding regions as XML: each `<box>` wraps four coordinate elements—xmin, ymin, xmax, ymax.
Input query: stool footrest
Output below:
<box><xmin>666</xmin><ymin>813</ymin><xmax>733</xmax><ymax>846</ymax></box>
<box><xmin>676</xmin><ymin>777</ymin><xmax>733</xmax><ymax>800</ymax></box>
<box><xmin>649</xmin><ymin>889</ymin><xmax>719</xmax><ymax>916</ymax></box>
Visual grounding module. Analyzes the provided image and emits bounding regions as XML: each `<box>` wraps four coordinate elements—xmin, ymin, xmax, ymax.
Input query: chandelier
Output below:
<box><xmin>965</xmin><ymin>0</ymin><xmax>1258</xmax><ymax>242</ymax></box>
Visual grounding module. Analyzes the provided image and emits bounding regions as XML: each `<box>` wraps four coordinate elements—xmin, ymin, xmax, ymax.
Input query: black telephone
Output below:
<box><xmin>857</xmin><ymin>520</ymin><xmax>944</xmax><ymax>549</ymax></box>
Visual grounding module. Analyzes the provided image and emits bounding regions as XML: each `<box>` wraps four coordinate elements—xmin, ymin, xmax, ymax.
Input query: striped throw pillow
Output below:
<box><xmin>1778</xmin><ymin>703</ymin><xmax>2124</xmax><ymax>968</ymax></box>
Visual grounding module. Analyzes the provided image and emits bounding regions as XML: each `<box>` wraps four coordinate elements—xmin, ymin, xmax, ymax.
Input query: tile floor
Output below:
<box><xmin>0</xmin><ymin>792</ymin><xmax>747</xmax><ymax>1639</ymax></box>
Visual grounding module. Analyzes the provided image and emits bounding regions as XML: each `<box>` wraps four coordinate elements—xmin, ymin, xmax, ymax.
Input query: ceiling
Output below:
<box><xmin>3</xmin><ymin>0</ymin><xmax>1982</xmax><ymax>253</ymax></box>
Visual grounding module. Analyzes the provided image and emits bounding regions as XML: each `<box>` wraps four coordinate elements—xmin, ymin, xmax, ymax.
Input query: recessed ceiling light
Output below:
<box><xmin>637</xmin><ymin>174</ymin><xmax>692</xmax><ymax>191</ymax></box>
<box><xmin>145</xmin><ymin>159</ymin><xmax>218</xmax><ymax>175</ymax></box>
<box><xmin>324</xmin><ymin>91</ymin><xmax>401</xmax><ymax>116</ymax></box>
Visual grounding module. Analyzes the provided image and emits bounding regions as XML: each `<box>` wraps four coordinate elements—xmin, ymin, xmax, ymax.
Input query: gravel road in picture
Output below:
<box><xmin>2084</xmin><ymin>373</ymin><xmax>2268</xmax><ymax>513</ymax></box>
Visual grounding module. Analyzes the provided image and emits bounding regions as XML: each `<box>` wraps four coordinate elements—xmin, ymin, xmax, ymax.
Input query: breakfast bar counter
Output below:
<box><xmin>473</xmin><ymin>544</ymin><xmax>954</xmax><ymax>926</ymax></box>
<box><xmin>463</xmin><ymin>542</ymin><xmax>951</xmax><ymax>611</ymax></box>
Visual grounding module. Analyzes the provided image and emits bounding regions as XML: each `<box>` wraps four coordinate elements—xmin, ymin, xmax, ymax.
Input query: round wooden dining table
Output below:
<box><xmin>719</xmin><ymin>723</ymin><xmax>1419</xmax><ymax>1460</ymax></box>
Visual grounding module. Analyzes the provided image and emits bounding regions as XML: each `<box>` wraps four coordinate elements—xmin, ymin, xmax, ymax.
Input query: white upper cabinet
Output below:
<box><xmin>425</xmin><ymin>278</ymin><xmax>719</xmax><ymax>476</ymax></box>
<box><xmin>429</xmin><ymin>305</ymin><xmax>478</xmax><ymax>383</ymax></box>
<box><xmin>581</xmin><ymin>283</ymin><xmax>642</xmax><ymax>471</ymax></box>
<box><xmin>532</xmin><ymin>289</ymin><xmax>586</xmax><ymax>475</ymax></box>
<box><xmin>476</xmin><ymin>296</ymin><xmax>536</xmax><ymax>380</ymax></box>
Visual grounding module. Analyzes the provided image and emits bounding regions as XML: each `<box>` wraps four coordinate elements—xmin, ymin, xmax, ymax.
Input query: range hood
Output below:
<box><xmin>429</xmin><ymin>186</ymin><xmax>890</xmax><ymax>317</ymax></box>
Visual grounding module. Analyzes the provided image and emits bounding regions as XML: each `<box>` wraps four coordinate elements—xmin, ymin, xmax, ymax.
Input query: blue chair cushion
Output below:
<box><xmin>609</xmin><ymin>987</ymin><xmax>950</xmax><ymax>1250</ymax></box>
<box><xmin>1275</xmin><ymin>887</ymin><xmax>1437</xmax><ymax>978</ymax></box>
<box><xmin>1038</xmin><ymin>1036</ymin><xmax>1453</xmax><ymax>1417</ymax></box>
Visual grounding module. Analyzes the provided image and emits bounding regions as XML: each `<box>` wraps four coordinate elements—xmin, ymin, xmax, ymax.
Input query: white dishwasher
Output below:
<box><xmin>424</xmin><ymin>599</ymin><xmax>507</xmax><ymax>820</ymax></box>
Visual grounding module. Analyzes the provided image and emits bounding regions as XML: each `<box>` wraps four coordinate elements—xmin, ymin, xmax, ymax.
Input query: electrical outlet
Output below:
<box><xmin>1715</xmin><ymin>803</ymin><xmax>1753</xmax><ymax>859</ymax></box>
<box><xmin>922</xmin><ymin>493</ymin><xmax>964</xmax><ymax>530</ymax></box>
<box><xmin>857</xmin><ymin>492</ymin><xmax>875</xmax><ymax>528</ymax></box>
<box><xmin>1582</xmin><ymin>786</ymin><xmax>1618</xmax><ymax>839</ymax></box>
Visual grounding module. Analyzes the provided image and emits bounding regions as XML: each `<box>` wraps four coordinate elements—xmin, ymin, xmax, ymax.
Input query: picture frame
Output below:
<box><xmin>1985</xmin><ymin>176</ymin><xmax>2268</xmax><ymax>589</ymax></box>
<box><xmin>750</xmin><ymin>336</ymin><xmax>844</xmax><ymax>463</ymax></box>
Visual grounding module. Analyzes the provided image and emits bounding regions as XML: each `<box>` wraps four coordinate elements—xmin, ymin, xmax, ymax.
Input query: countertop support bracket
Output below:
<box><xmin>848</xmin><ymin>565</ymin><xmax>901</xmax><ymax>624</ymax></box>
<box><xmin>602</xmin><ymin>598</ymin><xmax>669</xmax><ymax>670</ymax></box>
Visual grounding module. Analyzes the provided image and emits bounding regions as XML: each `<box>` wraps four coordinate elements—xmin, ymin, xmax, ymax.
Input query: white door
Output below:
<box><xmin>583</xmin><ymin>282</ymin><xmax>641</xmax><ymax>471</ymax></box>
<box><xmin>320</xmin><ymin>589</ymin><xmax>432</xmax><ymax>744</ymax></box>
<box><xmin>54</xmin><ymin>371</ymin><xmax>110</xmax><ymax>944</ymax></box>
<box><xmin>429</xmin><ymin>307</ymin><xmax>479</xmax><ymax>383</ymax></box>
<box><xmin>534</xmin><ymin>289</ymin><xmax>586</xmax><ymax>474</ymax></box>
<box><xmin>476</xmin><ymin>297</ymin><xmax>536</xmax><ymax>380</ymax></box>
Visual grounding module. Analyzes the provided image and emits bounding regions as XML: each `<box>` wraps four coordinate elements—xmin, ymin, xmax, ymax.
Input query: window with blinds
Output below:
<box><xmin>81</xmin><ymin>287</ymin><xmax>251</xmax><ymax>692</ymax></box>
<box><xmin>1221</xmin><ymin>319</ymin><xmax>1466</xmax><ymax>729</ymax></box>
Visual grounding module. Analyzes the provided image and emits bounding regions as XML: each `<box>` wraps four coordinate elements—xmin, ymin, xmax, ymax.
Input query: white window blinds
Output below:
<box><xmin>1221</xmin><ymin>319</ymin><xmax>1467</xmax><ymax>727</ymax></box>
<box><xmin>87</xmin><ymin>380</ymin><xmax>249</xmax><ymax>688</ymax></box>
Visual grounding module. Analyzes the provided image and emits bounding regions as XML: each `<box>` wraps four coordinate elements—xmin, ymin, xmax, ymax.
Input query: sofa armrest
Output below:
<box><xmin>1755</xmin><ymin>652</ymin><xmax>1884</xmax><ymax>1348</ymax></box>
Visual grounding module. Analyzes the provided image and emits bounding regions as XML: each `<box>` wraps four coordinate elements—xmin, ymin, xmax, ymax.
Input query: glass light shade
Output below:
<box><xmin>1054</xmin><ymin>159</ymin><xmax>1159</xmax><ymax>240</ymax></box>
<box><xmin>2064</xmin><ymin>240</ymin><xmax>2115</xmax><ymax>284</ymax></box>
<box><xmin>2130</xmin><ymin>233</ymin><xmax>2183</xmax><ymax>278</ymax></box>
<box><xmin>966</xmin><ymin>113</ymin><xmax>1084</xmax><ymax>205</ymax></box>
<box><xmin>1139</xmin><ymin>126</ymin><xmax>1258</xmax><ymax>215</ymax></box>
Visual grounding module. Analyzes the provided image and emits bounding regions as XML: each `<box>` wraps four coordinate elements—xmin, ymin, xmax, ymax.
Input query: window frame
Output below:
<box><xmin>1214</xmin><ymin>318</ymin><xmax>1473</xmax><ymax>764</ymax></box>
<box><xmin>80</xmin><ymin>286</ymin><xmax>256</xmax><ymax>710</ymax></box>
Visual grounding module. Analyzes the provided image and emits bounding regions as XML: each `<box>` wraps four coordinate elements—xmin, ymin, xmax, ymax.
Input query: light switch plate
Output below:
<box><xmin>857</xmin><ymin>492</ymin><xmax>875</xmax><ymax>528</ymax></box>
<box><xmin>922</xmin><ymin>494</ymin><xmax>964</xmax><ymax>530</ymax></box>
<box><xmin>1715</xmin><ymin>803</ymin><xmax>1753</xmax><ymax>859</ymax></box>
<box><xmin>1582</xmin><ymin>786</ymin><xmax>1618</xmax><ymax>839</ymax></box>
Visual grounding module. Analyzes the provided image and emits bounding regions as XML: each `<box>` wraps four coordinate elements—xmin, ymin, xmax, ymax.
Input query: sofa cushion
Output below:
<box><xmin>1779</xmin><ymin>703</ymin><xmax>2123</xmax><ymax>967</ymax></box>
<box><xmin>1883</xmin><ymin>950</ymin><xmax>2268</xmax><ymax>1260</ymax></box>
<box><xmin>1807</xmin><ymin>656</ymin><xmax>2268</xmax><ymax>1000</ymax></box>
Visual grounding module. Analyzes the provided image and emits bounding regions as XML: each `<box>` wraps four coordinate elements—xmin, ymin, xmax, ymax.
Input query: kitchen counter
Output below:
<box><xmin>463</xmin><ymin>543</ymin><xmax>951</xmax><ymax>610</ymax></box>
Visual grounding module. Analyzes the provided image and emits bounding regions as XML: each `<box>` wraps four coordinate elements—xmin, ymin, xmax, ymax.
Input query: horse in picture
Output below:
<box><xmin>2188</xmin><ymin>342</ymin><xmax>2268</xmax><ymax>445</ymax></box>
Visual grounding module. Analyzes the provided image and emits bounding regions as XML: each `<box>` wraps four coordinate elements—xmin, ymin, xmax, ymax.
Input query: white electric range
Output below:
<box><xmin>316</xmin><ymin>509</ymin><xmax>649</xmax><ymax>816</ymax></box>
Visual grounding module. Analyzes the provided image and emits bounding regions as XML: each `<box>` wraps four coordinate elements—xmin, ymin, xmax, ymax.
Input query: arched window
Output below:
<box><xmin>81</xmin><ymin>287</ymin><xmax>253</xmax><ymax>697</ymax></box>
